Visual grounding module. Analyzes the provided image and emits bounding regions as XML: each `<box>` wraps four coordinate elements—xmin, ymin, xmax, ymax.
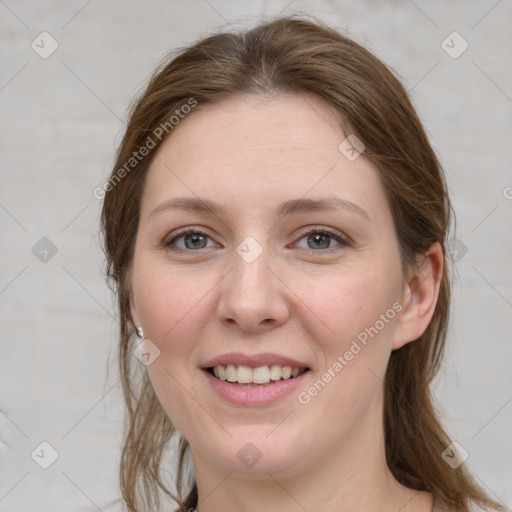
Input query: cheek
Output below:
<box><xmin>132</xmin><ymin>263</ymin><xmax>217</xmax><ymax>432</ymax></box>
<box><xmin>303</xmin><ymin>269</ymin><xmax>399</xmax><ymax>349</ymax></box>
<box><xmin>299</xmin><ymin>271</ymin><xmax>400</xmax><ymax>424</ymax></box>
<box><xmin>132</xmin><ymin>261</ymin><xmax>219</xmax><ymax>359</ymax></box>
<box><xmin>297</xmin><ymin>266</ymin><xmax>402</xmax><ymax>418</ymax></box>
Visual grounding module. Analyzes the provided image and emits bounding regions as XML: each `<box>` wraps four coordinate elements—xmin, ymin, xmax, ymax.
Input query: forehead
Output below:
<box><xmin>141</xmin><ymin>94</ymin><xmax>389</xmax><ymax>225</ymax></box>
<box><xmin>156</xmin><ymin>93</ymin><xmax>347</xmax><ymax>165</ymax></box>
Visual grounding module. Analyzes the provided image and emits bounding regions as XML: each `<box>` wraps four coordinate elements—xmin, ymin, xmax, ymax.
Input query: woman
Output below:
<box><xmin>100</xmin><ymin>15</ymin><xmax>504</xmax><ymax>512</ymax></box>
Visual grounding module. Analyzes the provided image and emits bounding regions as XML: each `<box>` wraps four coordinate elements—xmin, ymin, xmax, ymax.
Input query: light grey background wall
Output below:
<box><xmin>1</xmin><ymin>1</ymin><xmax>511</xmax><ymax>511</ymax></box>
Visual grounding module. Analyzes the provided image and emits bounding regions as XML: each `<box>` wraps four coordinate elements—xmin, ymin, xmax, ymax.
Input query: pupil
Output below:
<box><xmin>185</xmin><ymin>234</ymin><xmax>207</xmax><ymax>249</ymax></box>
<box><xmin>308</xmin><ymin>233</ymin><xmax>330</xmax><ymax>249</ymax></box>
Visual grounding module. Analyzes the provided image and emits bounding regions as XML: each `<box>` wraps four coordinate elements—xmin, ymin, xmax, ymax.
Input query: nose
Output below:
<box><xmin>216</xmin><ymin>245</ymin><xmax>290</xmax><ymax>334</ymax></box>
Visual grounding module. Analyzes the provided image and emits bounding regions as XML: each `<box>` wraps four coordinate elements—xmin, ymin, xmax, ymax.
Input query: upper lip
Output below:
<box><xmin>201</xmin><ymin>352</ymin><xmax>310</xmax><ymax>369</ymax></box>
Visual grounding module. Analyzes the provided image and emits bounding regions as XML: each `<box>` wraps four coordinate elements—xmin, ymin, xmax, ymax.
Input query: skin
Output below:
<box><xmin>130</xmin><ymin>94</ymin><xmax>443</xmax><ymax>512</ymax></box>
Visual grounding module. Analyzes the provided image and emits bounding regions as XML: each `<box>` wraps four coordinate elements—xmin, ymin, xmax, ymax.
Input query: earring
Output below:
<box><xmin>136</xmin><ymin>326</ymin><xmax>144</xmax><ymax>339</ymax></box>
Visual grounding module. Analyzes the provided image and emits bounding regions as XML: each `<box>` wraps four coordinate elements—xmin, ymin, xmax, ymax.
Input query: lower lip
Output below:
<box><xmin>202</xmin><ymin>369</ymin><xmax>310</xmax><ymax>406</ymax></box>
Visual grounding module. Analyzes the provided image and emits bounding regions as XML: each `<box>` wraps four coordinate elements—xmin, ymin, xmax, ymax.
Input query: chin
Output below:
<box><xmin>198</xmin><ymin>430</ymin><xmax>309</xmax><ymax>478</ymax></box>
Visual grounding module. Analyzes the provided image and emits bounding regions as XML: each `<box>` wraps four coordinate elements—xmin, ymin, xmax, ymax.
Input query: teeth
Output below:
<box><xmin>253</xmin><ymin>365</ymin><xmax>270</xmax><ymax>384</ymax></box>
<box><xmin>237</xmin><ymin>365</ymin><xmax>253</xmax><ymax>384</ymax></box>
<box><xmin>281</xmin><ymin>366</ymin><xmax>292</xmax><ymax>379</ymax></box>
<box><xmin>210</xmin><ymin>364</ymin><xmax>306</xmax><ymax>384</ymax></box>
<box><xmin>225</xmin><ymin>364</ymin><xmax>237</xmax><ymax>382</ymax></box>
<box><xmin>270</xmin><ymin>364</ymin><xmax>282</xmax><ymax>381</ymax></box>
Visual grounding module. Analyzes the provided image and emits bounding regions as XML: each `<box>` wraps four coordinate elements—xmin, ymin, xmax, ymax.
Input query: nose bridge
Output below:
<box><xmin>217</xmin><ymin>234</ymin><xmax>289</xmax><ymax>331</ymax></box>
<box><xmin>231</xmin><ymin>235</ymin><xmax>272</xmax><ymax>300</ymax></box>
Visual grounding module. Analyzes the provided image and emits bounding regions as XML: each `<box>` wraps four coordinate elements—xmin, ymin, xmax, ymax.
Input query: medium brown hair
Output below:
<box><xmin>101</xmin><ymin>15</ymin><xmax>503</xmax><ymax>512</ymax></box>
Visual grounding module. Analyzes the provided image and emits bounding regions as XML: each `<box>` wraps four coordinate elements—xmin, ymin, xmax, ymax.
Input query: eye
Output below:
<box><xmin>163</xmin><ymin>226</ymin><xmax>349</xmax><ymax>253</ymax></box>
<box><xmin>165</xmin><ymin>228</ymin><xmax>217</xmax><ymax>251</ymax></box>
<box><xmin>294</xmin><ymin>227</ymin><xmax>349</xmax><ymax>251</ymax></box>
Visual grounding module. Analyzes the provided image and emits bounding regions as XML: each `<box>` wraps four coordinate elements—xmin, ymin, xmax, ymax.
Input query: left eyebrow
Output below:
<box><xmin>275</xmin><ymin>197</ymin><xmax>370</xmax><ymax>221</ymax></box>
<box><xmin>149</xmin><ymin>196</ymin><xmax>370</xmax><ymax>222</ymax></box>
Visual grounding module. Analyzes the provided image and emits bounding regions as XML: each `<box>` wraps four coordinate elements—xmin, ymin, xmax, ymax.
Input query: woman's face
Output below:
<box><xmin>130</xmin><ymin>94</ymin><xmax>412</xmax><ymax>478</ymax></box>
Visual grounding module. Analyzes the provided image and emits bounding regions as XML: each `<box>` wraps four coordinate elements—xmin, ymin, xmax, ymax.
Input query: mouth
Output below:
<box><xmin>200</xmin><ymin>352</ymin><xmax>312</xmax><ymax>405</ymax></box>
<box><xmin>204</xmin><ymin>364</ymin><xmax>310</xmax><ymax>387</ymax></box>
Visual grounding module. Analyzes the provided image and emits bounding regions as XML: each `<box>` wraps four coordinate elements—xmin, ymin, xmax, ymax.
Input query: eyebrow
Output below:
<box><xmin>149</xmin><ymin>196</ymin><xmax>370</xmax><ymax>221</ymax></box>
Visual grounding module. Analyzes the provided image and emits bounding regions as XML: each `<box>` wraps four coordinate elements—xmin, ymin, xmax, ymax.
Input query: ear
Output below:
<box><xmin>392</xmin><ymin>242</ymin><xmax>444</xmax><ymax>350</ymax></box>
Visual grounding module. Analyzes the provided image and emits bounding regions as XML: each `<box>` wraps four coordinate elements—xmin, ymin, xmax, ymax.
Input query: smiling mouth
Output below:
<box><xmin>206</xmin><ymin>364</ymin><xmax>310</xmax><ymax>386</ymax></box>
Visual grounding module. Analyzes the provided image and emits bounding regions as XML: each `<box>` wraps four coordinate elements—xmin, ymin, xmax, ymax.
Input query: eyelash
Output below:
<box><xmin>163</xmin><ymin>226</ymin><xmax>350</xmax><ymax>253</ymax></box>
